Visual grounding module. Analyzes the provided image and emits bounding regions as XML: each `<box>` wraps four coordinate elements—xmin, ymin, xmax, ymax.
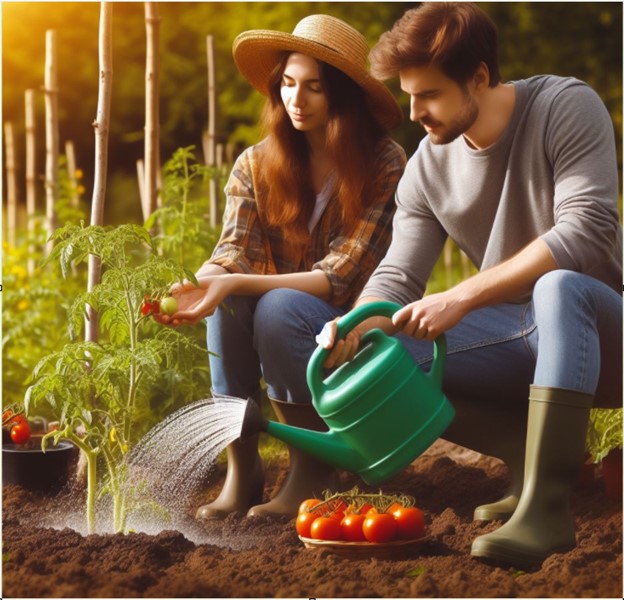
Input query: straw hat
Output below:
<box><xmin>232</xmin><ymin>14</ymin><xmax>403</xmax><ymax>129</ymax></box>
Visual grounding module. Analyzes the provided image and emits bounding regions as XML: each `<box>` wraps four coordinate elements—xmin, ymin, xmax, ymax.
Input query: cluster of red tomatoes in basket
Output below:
<box><xmin>296</xmin><ymin>497</ymin><xmax>425</xmax><ymax>543</ymax></box>
<box><xmin>2</xmin><ymin>409</ymin><xmax>31</xmax><ymax>445</ymax></box>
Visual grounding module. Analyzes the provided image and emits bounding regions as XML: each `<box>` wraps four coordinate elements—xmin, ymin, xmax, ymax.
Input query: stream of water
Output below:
<box><xmin>123</xmin><ymin>396</ymin><xmax>249</xmax><ymax>537</ymax></box>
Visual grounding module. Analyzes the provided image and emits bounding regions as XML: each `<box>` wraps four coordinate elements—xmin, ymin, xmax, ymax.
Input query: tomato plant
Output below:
<box><xmin>145</xmin><ymin>146</ymin><xmax>222</xmax><ymax>269</ymax></box>
<box><xmin>341</xmin><ymin>514</ymin><xmax>367</xmax><ymax>542</ymax></box>
<box><xmin>310</xmin><ymin>517</ymin><xmax>343</xmax><ymax>541</ymax></box>
<box><xmin>25</xmin><ymin>223</ymin><xmax>211</xmax><ymax>534</ymax></box>
<box><xmin>391</xmin><ymin>506</ymin><xmax>425</xmax><ymax>540</ymax></box>
<box><xmin>363</xmin><ymin>513</ymin><xmax>398</xmax><ymax>543</ymax></box>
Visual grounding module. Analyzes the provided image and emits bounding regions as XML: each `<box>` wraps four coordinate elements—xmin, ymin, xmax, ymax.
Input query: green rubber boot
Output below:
<box><xmin>196</xmin><ymin>393</ymin><xmax>264</xmax><ymax>520</ymax></box>
<box><xmin>471</xmin><ymin>386</ymin><xmax>592</xmax><ymax>568</ymax></box>
<box><xmin>247</xmin><ymin>399</ymin><xmax>339</xmax><ymax>518</ymax></box>
<box><xmin>472</xmin><ymin>447</ymin><xmax>524</xmax><ymax>522</ymax></box>
<box><xmin>443</xmin><ymin>395</ymin><xmax>527</xmax><ymax>522</ymax></box>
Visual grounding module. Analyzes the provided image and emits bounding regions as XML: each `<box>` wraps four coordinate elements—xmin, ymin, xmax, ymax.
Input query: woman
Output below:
<box><xmin>159</xmin><ymin>14</ymin><xmax>406</xmax><ymax>519</ymax></box>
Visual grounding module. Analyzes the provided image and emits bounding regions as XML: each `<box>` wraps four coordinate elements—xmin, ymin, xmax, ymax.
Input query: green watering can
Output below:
<box><xmin>241</xmin><ymin>301</ymin><xmax>455</xmax><ymax>485</ymax></box>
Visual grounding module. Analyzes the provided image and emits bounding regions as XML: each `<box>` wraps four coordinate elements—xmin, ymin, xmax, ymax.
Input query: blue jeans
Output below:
<box><xmin>207</xmin><ymin>271</ymin><xmax>622</xmax><ymax>407</ymax></box>
<box><xmin>207</xmin><ymin>289</ymin><xmax>345</xmax><ymax>402</ymax></box>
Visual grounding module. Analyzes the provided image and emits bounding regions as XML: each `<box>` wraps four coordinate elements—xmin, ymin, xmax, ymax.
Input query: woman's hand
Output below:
<box><xmin>155</xmin><ymin>276</ymin><xmax>235</xmax><ymax>326</ymax></box>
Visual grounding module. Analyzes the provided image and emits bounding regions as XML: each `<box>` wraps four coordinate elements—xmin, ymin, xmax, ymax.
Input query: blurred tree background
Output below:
<box><xmin>2</xmin><ymin>1</ymin><xmax>622</xmax><ymax>225</ymax></box>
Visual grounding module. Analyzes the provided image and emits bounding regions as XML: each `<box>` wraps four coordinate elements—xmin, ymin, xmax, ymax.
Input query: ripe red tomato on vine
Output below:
<box><xmin>363</xmin><ymin>513</ymin><xmax>397</xmax><ymax>543</ymax></box>
<box><xmin>9</xmin><ymin>417</ymin><xmax>31</xmax><ymax>444</ymax></box>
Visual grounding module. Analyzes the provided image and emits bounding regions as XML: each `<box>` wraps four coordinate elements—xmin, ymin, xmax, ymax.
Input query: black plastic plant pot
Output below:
<box><xmin>2</xmin><ymin>436</ymin><xmax>78</xmax><ymax>493</ymax></box>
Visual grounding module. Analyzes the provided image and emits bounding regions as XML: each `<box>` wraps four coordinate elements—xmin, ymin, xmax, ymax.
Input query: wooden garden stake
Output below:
<box><xmin>4</xmin><ymin>121</ymin><xmax>18</xmax><ymax>247</ymax></box>
<box><xmin>44</xmin><ymin>29</ymin><xmax>59</xmax><ymax>255</ymax></box>
<box><xmin>144</xmin><ymin>2</ymin><xmax>161</xmax><ymax>217</ymax></box>
<box><xmin>206</xmin><ymin>34</ymin><xmax>218</xmax><ymax>227</ymax></box>
<box><xmin>25</xmin><ymin>89</ymin><xmax>37</xmax><ymax>274</ymax></box>
<box><xmin>86</xmin><ymin>2</ymin><xmax>113</xmax><ymax>345</ymax></box>
<box><xmin>136</xmin><ymin>159</ymin><xmax>147</xmax><ymax>220</ymax></box>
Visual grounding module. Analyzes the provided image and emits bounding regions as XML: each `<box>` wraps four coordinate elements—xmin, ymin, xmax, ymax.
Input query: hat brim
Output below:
<box><xmin>233</xmin><ymin>30</ymin><xmax>403</xmax><ymax>129</ymax></box>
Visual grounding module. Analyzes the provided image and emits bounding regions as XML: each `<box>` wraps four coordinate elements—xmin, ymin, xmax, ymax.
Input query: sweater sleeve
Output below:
<box><xmin>360</xmin><ymin>149</ymin><xmax>448</xmax><ymax>306</ymax></box>
<box><xmin>540</xmin><ymin>82</ymin><xmax>620</xmax><ymax>272</ymax></box>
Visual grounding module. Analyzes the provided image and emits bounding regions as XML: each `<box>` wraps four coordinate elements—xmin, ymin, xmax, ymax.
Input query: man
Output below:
<box><xmin>318</xmin><ymin>2</ymin><xmax>622</xmax><ymax>567</ymax></box>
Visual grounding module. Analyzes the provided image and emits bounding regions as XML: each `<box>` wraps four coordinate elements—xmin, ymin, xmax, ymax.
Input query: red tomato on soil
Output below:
<box><xmin>295</xmin><ymin>511</ymin><xmax>318</xmax><ymax>538</ymax></box>
<box><xmin>363</xmin><ymin>513</ymin><xmax>397</xmax><ymax>543</ymax></box>
<box><xmin>391</xmin><ymin>506</ymin><xmax>425</xmax><ymax>539</ymax></box>
<box><xmin>341</xmin><ymin>514</ymin><xmax>367</xmax><ymax>542</ymax></box>
<box><xmin>310</xmin><ymin>516</ymin><xmax>343</xmax><ymax>541</ymax></box>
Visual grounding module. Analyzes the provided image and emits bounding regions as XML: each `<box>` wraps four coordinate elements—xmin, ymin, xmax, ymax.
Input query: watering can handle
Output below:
<box><xmin>307</xmin><ymin>300</ymin><xmax>446</xmax><ymax>397</ymax></box>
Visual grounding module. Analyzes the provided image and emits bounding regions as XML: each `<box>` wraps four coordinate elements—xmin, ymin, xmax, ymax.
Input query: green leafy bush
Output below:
<box><xmin>586</xmin><ymin>408</ymin><xmax>623</xmax><ymax>464</ymax></box>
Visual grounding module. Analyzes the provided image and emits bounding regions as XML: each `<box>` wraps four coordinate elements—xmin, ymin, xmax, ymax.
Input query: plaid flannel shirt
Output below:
<box><xmin>209</xmin><ymin>137</ymin><xmax>406</xmax><ymax>307</ymax></box>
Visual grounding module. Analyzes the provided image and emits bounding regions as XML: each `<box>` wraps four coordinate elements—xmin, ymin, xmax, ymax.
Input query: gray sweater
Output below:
<box><xmin>362</xmin><ymin>75</ymin><xmax>622</xmax><ymax>305</ymax></box>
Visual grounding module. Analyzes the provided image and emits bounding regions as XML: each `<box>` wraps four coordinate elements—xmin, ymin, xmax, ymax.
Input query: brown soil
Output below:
<box><xmin>2</xmin><ymin>440</ymin><xmax>622</xmax><ymax>598</ymax></box>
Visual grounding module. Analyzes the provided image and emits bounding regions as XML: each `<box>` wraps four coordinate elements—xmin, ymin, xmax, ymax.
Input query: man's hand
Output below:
<box><xmin>391</xmin><ymin>289</ymin><xmax>467</xmax><ymax>340</ymax></box>
<box><xmin>316</xmin><ymin>297</ymin><xmax>396</xmax><ymax>368</ymax></box>
<box><xmin>316</xmin><ymin>319</ymin><xmax>366</xmax><ymax>369</ymax></box>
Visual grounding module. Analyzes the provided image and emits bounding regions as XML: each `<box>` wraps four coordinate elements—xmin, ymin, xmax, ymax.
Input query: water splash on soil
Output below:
<box><xmin>123</xmin><ymin>396</ymin><xmax>248</xmax><ymax>541</ymax></box>
<box><xmin>34</xmin><ymin>397</ymin><xmax>252</xmax><ymax>545</ymax></box>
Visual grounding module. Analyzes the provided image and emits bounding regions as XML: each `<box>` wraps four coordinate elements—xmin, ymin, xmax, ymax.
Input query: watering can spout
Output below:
<box><xmin>239</xmin><ymin>398</ymin><xmax>363</xmax><ymax>472</ymax></box>
<box><xmin>240</xmin><ymin>398</ymin><xmax>268</xmax><ymax>440</ymax></box>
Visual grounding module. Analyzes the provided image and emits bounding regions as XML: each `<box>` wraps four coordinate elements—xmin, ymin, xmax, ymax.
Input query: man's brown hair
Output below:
<box><xmin>370</xmin><ymin>2</ymin><xmax>500</xmax><ymax>87</ymax></box>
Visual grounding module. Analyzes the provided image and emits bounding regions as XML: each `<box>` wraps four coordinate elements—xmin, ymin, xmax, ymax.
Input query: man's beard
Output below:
<box><xmin>422</xmin><ymin>94</ymin><xmax>479</xmax><ymax>145</ymax></box>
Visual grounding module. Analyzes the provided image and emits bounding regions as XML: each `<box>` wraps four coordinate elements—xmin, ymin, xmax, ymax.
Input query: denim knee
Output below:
<box><xmin>253</xmin><ymin>288</ymin><xmax>317</xmax><ymax>346</ymax></box>
<box><xmin>533</xmin><ymin>270</ymin><xmax>581</xmax><ymax>306</ymax></box>
<box><xmin>252</xmin><ymin>289</ymin><xmax>343</xmax><ymax>403</ymax></box>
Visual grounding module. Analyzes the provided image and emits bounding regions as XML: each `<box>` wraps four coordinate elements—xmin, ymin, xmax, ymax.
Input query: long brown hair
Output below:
<box><xmin>258</xmin><ymin>53</ymin><xmax>387</xmax><ymax>245</ymax></box>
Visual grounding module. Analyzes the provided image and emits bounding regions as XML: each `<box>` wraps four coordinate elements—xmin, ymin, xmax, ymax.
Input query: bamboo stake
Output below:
<box><xmin>144</xmin><ymin>2</ymin><xmax>161</xmax><ymax>217</ymax></box>
<box><xmin>206</xmin><ymin>34</ymin><xmax>218</xmax><ymax>228</ymax></box>
<box><xmin>65</xmin><ymin>140</ymin><xmax>80</xmax><ymax>208</ymax></box>
<box><xmin>4</xmin><ymin>122</ymin><xmax>18</xmax><ymax>247</ymax></box>
<box><xmin>25</xmin><ymin>89</ymin><xmax>37</xmax><ymax>274</ymax></box>
<box><xmin>86</xmin><ymin>2</ymin><xmax>113</xmax><ymax>345</ymax></box>
<box><xmin>136</xmin><ymin>159</ymin><xmax>147</xmax><ymax>220</ymax></box>
<box><xmin>44</xmin><ymin>29</ymin><xmax>59</xmax><ymax>254</ymax></box>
